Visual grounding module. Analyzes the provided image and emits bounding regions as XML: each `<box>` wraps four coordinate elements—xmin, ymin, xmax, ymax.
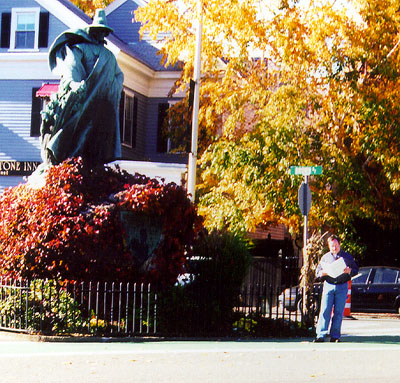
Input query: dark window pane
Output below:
<box><xmin>38</xmin><ymin>12</ymin><xmax>49</xmax><ymax>48</ymax></box>
<box><xmin>1</xmin><ymin>13</ymin><xmax>11</xmax><ymax>48</ymax></box>
<box><xmin>123</xmin><ymin>95</ymin><xmax>133</xmax><ymax>146</ymax></box>
<box><xmin>132</xmin><ymin>96</ymin><xmax>137</xmax><ymax>148</ymax></box>
<box><xmin>352</xmin><ymin>268</ymin><xmax>371</xmax><ymax>284</ymax></box>
<box><xmin>30</xmin><ymin>87</ymin><xmax>41</xmax><ymax>137</ymax></box>
<box><xmin>157</xmin><ymin>103</ymin><xmax>169</xmax><ymax>153</ymax></box>
<box><xmin>15</xmin><ymin>31</ymin><xmax>34</xmax><ymax>48</ymax></box>
<box><xmin>119</xmin><ymin>91</ymin><xmax>125</xmax><ymax>142</ymax></box>
<box><xmin>373</xmin><ymin>268</ymin><xmax>398</xmax><ymax>284</ymax></box>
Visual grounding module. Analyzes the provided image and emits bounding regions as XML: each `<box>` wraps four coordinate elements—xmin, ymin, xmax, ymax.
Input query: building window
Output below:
<box><xmin>157</xmin><ymin>102</ymin><xmax>187</xmax><ymax>153</ymax></box>
<box><xmin>157</xmin><ymin>103</ymin><xmax>169</xmax><ymax>153</ymax></box>
<box><xmin>119</xmin><ymin>91</ymin><xmax>137</xmax><ymax>148</ymax></box>
<box><xmin>15</xmin><ymin>11</ymin><xmax>36</xmax><ymax>49</ymax></box>
<box><xmin>1</xmin><ymin>8</ymin><xmax>48</xmax><ymax>50</ymax></box>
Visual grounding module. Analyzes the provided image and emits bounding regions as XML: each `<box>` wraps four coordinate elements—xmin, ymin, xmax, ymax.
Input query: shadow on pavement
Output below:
<box><xmin>341</xmin><ymin>335</ymin><xmax>400</xmax><ymax>344</ymax></box>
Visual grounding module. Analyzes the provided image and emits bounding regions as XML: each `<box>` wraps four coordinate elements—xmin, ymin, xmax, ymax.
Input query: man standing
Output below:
<box><xmin>314</xmin><ymin>235</ymin><xmax>359</xmax><ymax>342</ymax></box>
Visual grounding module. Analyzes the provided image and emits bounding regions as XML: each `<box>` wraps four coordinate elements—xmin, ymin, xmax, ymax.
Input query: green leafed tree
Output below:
<box><xmin>138</xmin><ymin>0</ymin><xmax>400</xmax><ymax>256</ymax></box>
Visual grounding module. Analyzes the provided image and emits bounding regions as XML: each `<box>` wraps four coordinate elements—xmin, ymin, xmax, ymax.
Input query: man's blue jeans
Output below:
<box><xmin>316</xmin><ymin>281</ymin><xmax>348</xmax><ymax>339</ymax></box>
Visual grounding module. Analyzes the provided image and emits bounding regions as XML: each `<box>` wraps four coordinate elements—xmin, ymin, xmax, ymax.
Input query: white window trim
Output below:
<box><xmin>9</xmin><ymin>8</ymin><xmax>40</xmax><ymax>52</ymax></box>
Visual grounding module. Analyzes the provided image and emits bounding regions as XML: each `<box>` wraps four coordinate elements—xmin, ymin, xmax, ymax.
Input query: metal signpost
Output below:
<box><xmin>290</xmin><ymin>165</ymin><xmax>322</xmax><ymax>314</ymax></box>
<box><xmin>290</xmin><ymin>165</ymin><xmax>322</xmax><ymax>254</ymax></box>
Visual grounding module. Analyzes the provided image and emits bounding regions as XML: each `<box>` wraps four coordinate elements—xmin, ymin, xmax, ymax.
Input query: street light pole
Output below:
<box><xmin>302</xmin><ymin>174</ymin><xmax>308</xmax><ymax>315</ymax></box>
<box><xmin>187</xmin><ymin>0</ymin><xmax>202</xmax><ymax>202</ymax></box>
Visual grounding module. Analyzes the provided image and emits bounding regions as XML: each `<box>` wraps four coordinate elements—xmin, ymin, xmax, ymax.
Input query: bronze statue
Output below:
<box><xmin>40</xmin><ymin>9</ymin><xmax>124</xmax><ymax>167</ymax></box>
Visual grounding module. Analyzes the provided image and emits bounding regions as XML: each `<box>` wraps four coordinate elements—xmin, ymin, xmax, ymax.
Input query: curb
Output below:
<box><xmin>0</xmin><ymin>330</ymin><xmax>313</xmax><ymax>343</ymax></box>
<box><xmin>0</xmin><ymin>330</ymin><xmax>164</xmax><ymax>343</ymax></box>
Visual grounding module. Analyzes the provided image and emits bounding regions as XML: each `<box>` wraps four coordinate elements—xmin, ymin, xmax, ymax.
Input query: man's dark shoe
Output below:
<box><xmin>313</xmin><ymin>337</ymin><xmax>325</xmax><ymax>343</ymax></box>
<box><xmin>330</xmin><ymin>338</ymin><xmax>340</xmax><ymax>343</ymax></box>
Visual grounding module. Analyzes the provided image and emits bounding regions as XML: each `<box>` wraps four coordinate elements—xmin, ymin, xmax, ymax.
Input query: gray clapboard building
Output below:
<box><xmin>0</xmin><ymin>0</ymin><xmax>187</xmax><ymax>192</ymax></box>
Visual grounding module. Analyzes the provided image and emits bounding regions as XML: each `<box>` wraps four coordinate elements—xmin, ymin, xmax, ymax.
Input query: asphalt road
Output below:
<box><xmin>0</xmin><ymin>314</ymin><xmax>398</xmax><ymax>383</ymax></box>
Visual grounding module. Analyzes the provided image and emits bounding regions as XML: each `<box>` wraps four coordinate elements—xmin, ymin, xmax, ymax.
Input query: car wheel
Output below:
<box><xmin>297</xmin><ymin>298</ymin><xmax>304</xmax><ymax>314</ymax></box>
<box><xmin>297</xmin><ymin>296</ymin><xmax>320</xmax><ymax>316</ymax></box>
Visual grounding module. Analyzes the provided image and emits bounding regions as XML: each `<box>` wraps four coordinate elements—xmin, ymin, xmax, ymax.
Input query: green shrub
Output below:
<box><xmin>191</xmin><ymin>229</ymin><xmax>252</xmax><ymax>289</ymax></box>
<box><xmin>190</xmin><ymin>230</ymin><xmax>252</xmax><ymax>333</ymax></box>
<box><xmin>158</xmin><ymin>230</ymin><xmax>251</xmax><ymax>336</ymax></box>
<box><xmin>0</xmin><ymin>280</ymin><xmax>83</xmax><ymax>334</ymax></box>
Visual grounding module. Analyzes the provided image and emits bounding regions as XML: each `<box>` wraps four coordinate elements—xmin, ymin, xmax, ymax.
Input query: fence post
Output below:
<box><xmin>72</xmin><ymin>282</ymin><xmax>77</xmax><ymax>332</ymax></box>
<box><xmin>103</xmin><ymin>282</ymin><xmax>107</xmax><ymax>332</ymax></box>
<box><xmin>140</xmin><ymin>283</ymin><xmax>144</xmax><ymax>334</ymax></box>
<box><xmin>125</xmin><ymin>282</ymin><xmax>130</xmax><ymax>334</ymax></box>
<box><xmin>88</xmin><ymin>281</ymin><xmax>92</xmax><ymax>333</ymax></box>
<box><xmin>118</xmin><ymin>282</ymin><xmax>122</xmax><ymax>333</ymax></box>
<box><xmin>154</xmin><ymin>290</ymin><xmax>157</xmax><ymax>335</ymax></box>
<box><xmin>146</xmin><ymin>283</ymin><xmax>151</xmax><ymax>334</ymax></box>
<box><xmin>132</xmin><ymin>283</ymin><xmax>137</xmax><ymax>333</ymax></box>
<box><xmin>111</xmin><ymin>282</ymin><xmax>115</xmax><ymax>334</ymax></box>
<box><xmin>25</xmin><ymin>280</ymin><xmax>29</xmax><ymax>330</ymax></box>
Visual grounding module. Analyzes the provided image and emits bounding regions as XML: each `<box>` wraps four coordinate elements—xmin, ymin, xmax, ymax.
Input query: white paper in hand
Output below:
<box><xmin>321</xmin><ymin>257</ymin><xmax>347</xmax><ymax>278</ymax></box>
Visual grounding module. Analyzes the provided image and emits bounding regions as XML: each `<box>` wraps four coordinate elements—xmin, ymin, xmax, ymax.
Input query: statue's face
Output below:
<box><xmin>89</xmin><ymin>29</ymin><xmax>108</xmax><ymax>44</ymax></box>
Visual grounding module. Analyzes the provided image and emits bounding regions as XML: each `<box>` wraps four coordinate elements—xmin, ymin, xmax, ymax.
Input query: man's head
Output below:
<box><xmin>327</xmin><ymin>235</ymin><xmax>341</xmax><ymax>255</ymax></box>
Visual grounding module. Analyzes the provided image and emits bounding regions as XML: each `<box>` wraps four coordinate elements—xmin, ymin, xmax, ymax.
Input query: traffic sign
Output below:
<box><xmin>298</xmin><ymin>182</ymin><xmax>312</xmax><ymax>216</ymax></box>
<box><xmin>290</xmin><ymin>166</ymin><xmax>322</xmax><ymax>176</ymax></box>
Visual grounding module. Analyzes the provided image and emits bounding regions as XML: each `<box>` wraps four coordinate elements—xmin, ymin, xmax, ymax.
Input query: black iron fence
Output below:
<box><xmin>0</xmin><ymin>278</ymin><xmax>316</xmax><ymax>337</ymax></box>
<box><xmin>0</xmin><ymin>279</ymin><xmax>156</xmax><ymax>336</ymax></box>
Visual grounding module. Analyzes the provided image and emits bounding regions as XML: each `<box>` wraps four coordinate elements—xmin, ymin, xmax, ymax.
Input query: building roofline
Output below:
<box><xmin>35</xmin><ymin>0</ymin><xmax>92</xmax><ymax>28</ymax></box>
<box><xmin>105</xmin><ymin>0</ymin><xmax>148</xmax><ymax>15</ymax></box>
<box><xmin>35</xmin><ymin>0</ymin><xmax>178</xmax><ymax>73</ymax></box>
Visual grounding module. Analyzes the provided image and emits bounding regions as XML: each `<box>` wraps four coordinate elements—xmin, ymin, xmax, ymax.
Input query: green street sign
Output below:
<box><xmin>290</xmin><ymin>165</ymin><xmax>322</xmax><ymax>176</ymax></box>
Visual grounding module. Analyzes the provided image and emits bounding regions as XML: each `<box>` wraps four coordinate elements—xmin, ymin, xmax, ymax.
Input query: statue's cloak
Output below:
<box><xmin>41</xmin><ymin>29</ymin><xmax>123</xmax><ymax>166</ymax></box>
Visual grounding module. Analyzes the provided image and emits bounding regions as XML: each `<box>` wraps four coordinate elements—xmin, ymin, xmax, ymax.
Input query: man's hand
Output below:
<box><xmin>343</xmin><ymin>267</ymin><xmax>351</xmax><ymax>274</ymax></box>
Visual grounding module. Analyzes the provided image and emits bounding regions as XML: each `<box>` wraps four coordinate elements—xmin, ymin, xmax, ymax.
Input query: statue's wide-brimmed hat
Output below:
<box><xmin>87</xmin><ymin>9</ymin><xmax>113</xmax><ymax>34</ymax></box>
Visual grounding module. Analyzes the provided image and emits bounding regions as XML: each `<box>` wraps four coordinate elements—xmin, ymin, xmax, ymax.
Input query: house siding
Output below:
<box><xmin>0</xmin><ymin>0</ymin><xmax>39</xmax><ymax>16</ymax></box>
<box><xmin>0</xmin><ymin>176</ymin><xmax>25</xmax><ymax>193</ymax></box>
<box><xmin>0</xmin><ymin>0</ymin><xmax>68</xmax><ymax>54</ymax></box>
<box><xmin>0</xmin><ymin>80</ymin><xmax>44</xmax><ymax>162</ymax></box>
<box><xmin>106</xmin><ymin>0</ymin><xmax>141</xmax><ymax>44</ymax></box>
<box><xmin>121</xmin><ymin>88</ymin><xmax>147</xmax><ymax>161</ymax></box>
<box><xmin>0</xmin><ymin>0</ymin><xmax>185</xmax><ymax>193</ymax></box>
<box><xmin>47</xmin><ymin>11</ymin><xmax>68</xmax><ymax>47</ymax></box>
<box><xmin>0</xmin><ymin>78</ymin><xmax>47</xmax><ymax>193</ymax></box>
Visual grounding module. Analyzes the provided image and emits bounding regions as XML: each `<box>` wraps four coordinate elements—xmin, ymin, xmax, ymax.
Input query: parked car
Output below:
<box><xmin>352</xmin><ymin>266</ymin><xmax>400</xmax><ymax>313</ymax></box>
<box><xmin>278</xmin><ymin>283</ymin><xmax>322</xmax><ymax>314</ymax></box>
<box><xmin>279</xmin><ymin>266</ymin><xmax>400</xmax><ymax>314</ymax></box>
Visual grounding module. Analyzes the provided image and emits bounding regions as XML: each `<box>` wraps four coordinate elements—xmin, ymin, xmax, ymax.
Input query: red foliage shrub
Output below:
<box><xmin>0</xmin><ymin>158</ymin><xmax>202</xmax><ymax>286</ymax></box>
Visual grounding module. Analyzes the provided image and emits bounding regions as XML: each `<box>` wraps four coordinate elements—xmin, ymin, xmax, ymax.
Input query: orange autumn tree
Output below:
<box><xmin>137</xmin><ymin>0</ymin><xmax>400</xmax><ymax>253</ymax></box>
<box><xmin>69</xmin><ymin>0</ymin><xmax>113</xmax><ymax>17</ymax></box>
